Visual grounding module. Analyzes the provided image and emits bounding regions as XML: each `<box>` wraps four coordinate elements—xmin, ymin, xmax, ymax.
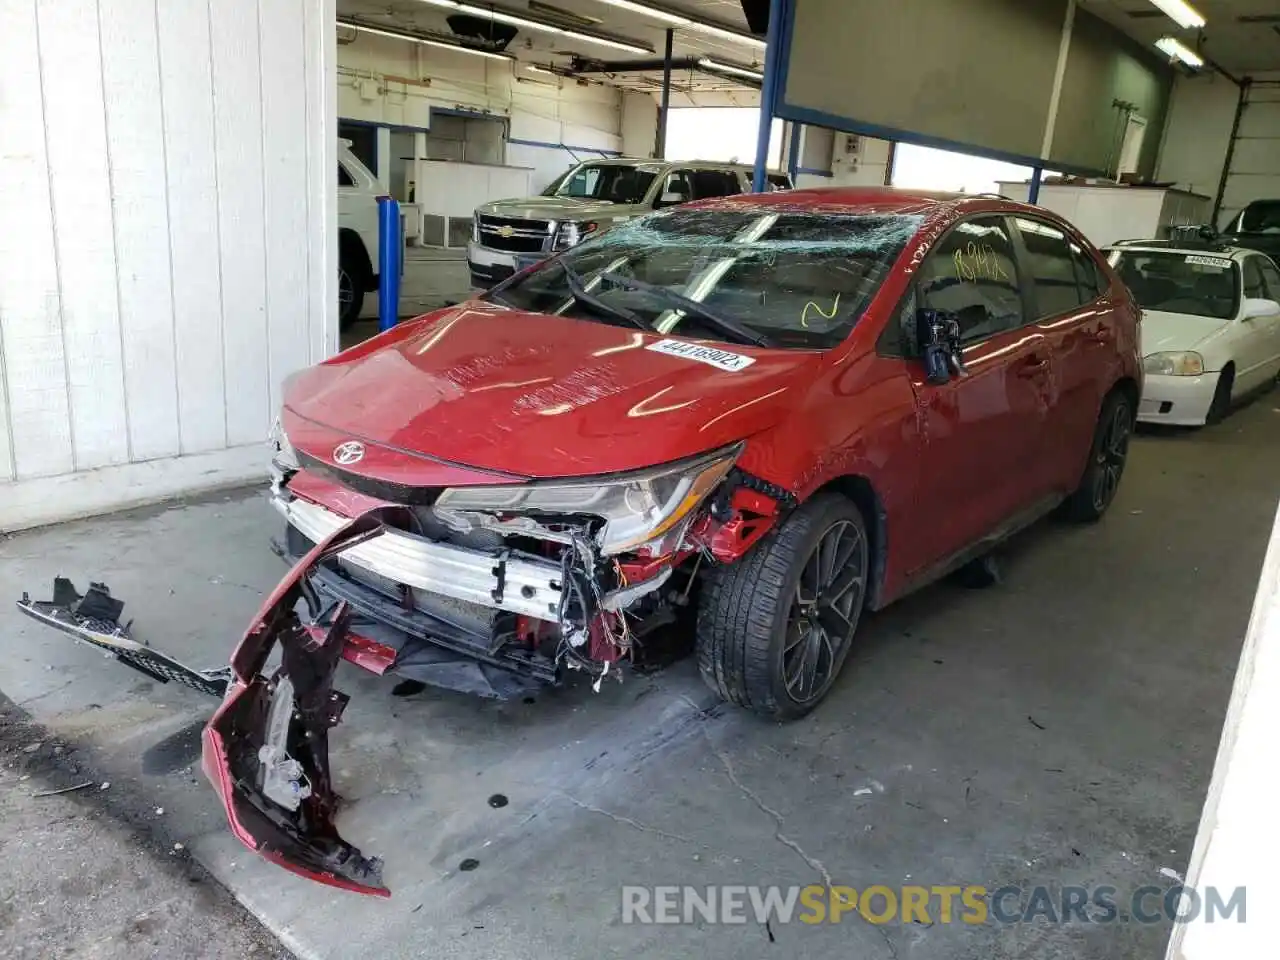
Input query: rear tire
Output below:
<box><xmin>696</xmin><ymin>494</ymin><xmax>868</xmax><ymax>720</ymax></box>
<box><xmin>1205</xmin><ymin>368</ymin><xmax>1233</xmax><ymax>425</ymax></box>
<box><xmin>1062</xmin><ymin>389</ymin><xmax>1133</xmax><ymax>523</ymax></box>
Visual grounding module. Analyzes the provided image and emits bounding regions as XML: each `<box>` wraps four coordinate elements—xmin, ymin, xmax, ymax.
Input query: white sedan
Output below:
<box><xmin>1106</xmin><ymin>242</ymin><xmax>1280</xmax><ymax>426</ymax></box>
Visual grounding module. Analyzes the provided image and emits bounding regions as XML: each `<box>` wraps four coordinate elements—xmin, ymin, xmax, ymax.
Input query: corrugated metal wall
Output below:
<box><xmin>1222</xmin><ymin>78</ymin><xmax>1280</xmax><ymax>225</ymax></box>
<box><xmin>0</xmin><ymin>0</ymin><xmax>336</xmax><ymax>528</ymax></box>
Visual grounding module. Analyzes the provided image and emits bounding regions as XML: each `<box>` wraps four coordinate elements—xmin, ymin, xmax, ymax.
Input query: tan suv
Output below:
<box><xmin>467</xmin><ymin>158</ymin><xmax>792</xmax><ymax>288</ymax></box>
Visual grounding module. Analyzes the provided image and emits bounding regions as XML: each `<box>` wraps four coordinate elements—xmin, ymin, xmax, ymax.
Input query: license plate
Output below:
<box><xmin>515</xmin><ymin>255</ymin><xmax>545</xmax><ymax>272</ymax></box>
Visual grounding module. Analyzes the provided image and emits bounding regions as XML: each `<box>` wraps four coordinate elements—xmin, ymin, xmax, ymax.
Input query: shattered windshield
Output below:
<box><xmin>1108</xmin><ymin>250</ymin><xmax>1239</xmax><ymax>320</ymax></box>
<box><xmin>488</xmin><ymin>207</ymin><xmax>924</xmax><ymax>349</ymax></box>
<box><xmin>542</xmin><ymin>163</ymin><xmax>662</xmax><ymax>204</ymax></box>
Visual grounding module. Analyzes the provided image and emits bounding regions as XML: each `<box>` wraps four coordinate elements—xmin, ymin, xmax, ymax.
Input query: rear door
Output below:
<box><xmin>905</xmin><ymin>215</ymin><xmax>1055</xmax><ymax>575</ymax></box>
<box><xmin>1010</xmin><ymin>216</ymin><xmax>1114</xmax><ymax>493</ymax></box>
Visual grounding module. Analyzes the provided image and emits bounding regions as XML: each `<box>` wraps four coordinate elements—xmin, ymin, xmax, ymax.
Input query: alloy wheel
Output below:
<box><xmin>782</xmin><ymin>519</ymin><xmax>867</xmax><ymax>704</ymax></box>
<box><xmin>1092</xmin><ymin>400</ymin><xmax>1132</xmax><ymax>511</ymax></box>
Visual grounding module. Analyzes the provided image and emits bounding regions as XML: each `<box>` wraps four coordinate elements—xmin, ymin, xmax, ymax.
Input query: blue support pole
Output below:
<box><xmin>1028</xmin><ymin>166</ymin><xmax>1044</xmax><ymax>205</ymax></box>
<box><xmin>786</xmin><ymin>121</ymin><xmax>801</xmax><ymax>183</ymax></box>
<box><xmin>751</xmin><ymin>0</ymin><xmax>787</xmax><ymax>192</ymax></box>
<box><xmin>377</xmin><ymin>196</ymin><xmax>401</xmax><ymax>332</ymax></box>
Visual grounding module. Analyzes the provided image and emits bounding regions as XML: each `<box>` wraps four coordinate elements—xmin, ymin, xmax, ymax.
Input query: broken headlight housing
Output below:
<box><xmin>1143</xmin><ymin>351</ymin><xmax>1204</xmax><ymax>376</ymax></box>
<box><xmin>435</xmin><ymin>443</ymin><xmax>743</xmax><ymax>555</ymax></box>
<box><xmin>268</xmin><ymin>418</ymin><xmax>299</xmax><ymax>494</ymax></box>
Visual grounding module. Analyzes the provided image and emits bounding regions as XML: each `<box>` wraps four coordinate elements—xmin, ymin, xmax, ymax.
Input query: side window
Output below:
<box><xmin>1257</xmin><ymin>258</ymin><xmax>1280</xmax><ymax>300</ymax></box>
<box><xmin>1070</xmin><ymin>239</ymin><xmax>1107</xmax><ymax>302</ymax></box>
<box><xmin>338</xmin><ymin>163</ymin><xmax>355</xmax><ymax>187</ymax></box>
<box><xmin>657</xmin><ymin>170</ymin><xmax>693</xmax><ymax>206</ymax></box>
<box><xmin>1243</xmin><ymin>258</ymin><xmax>1268</xmax><ymax>299</ymax></box>
<box><xmin>1013</xmin><ymin>217</ymin><xmax>1082</xmax><ymax>318</ymax></box>
<box><xmin>690</xmin><ymin>170</ymin><xmax>742</xmax><ymax>200</ymax></box>
<box><xmin>918</xmin><ymin>217</ymin><xmax>1023</xmax><ymax>342</ymax></box>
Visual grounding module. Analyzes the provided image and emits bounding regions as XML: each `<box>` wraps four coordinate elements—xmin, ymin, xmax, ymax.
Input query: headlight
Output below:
<box><xmin>1143</xmin><ymin>351</ymin><xmax>1204</xmax><ymax>376</ymax></box>
<box><xmin>552</xmin><ymin>220</ymin><xmax>599</xmax><ymax>251</ymax></box>
<box><xmin>435</xmin><ymin>444</ymin><xmax>742</xmax><ymax>555</ymax></box>
<box><xmin>472</xmin><ymin>211</ymin><xmax>480</xmax><ymax>243</ymax></box>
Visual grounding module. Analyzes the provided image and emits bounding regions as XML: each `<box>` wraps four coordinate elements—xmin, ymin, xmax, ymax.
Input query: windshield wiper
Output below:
<box><xmin>598</xmin><ymin>272</ymin><xmax>772</xmax><ymax>347</ymax></box>
<box><xmin>562</xmin><ymin>264</ymin><xmax>650</xmax><ymax>331</ymax></box>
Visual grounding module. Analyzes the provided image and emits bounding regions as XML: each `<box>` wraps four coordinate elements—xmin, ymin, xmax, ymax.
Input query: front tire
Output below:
<box><xmin>338</xmin><ymin>257</ymin><xmax>367</xmax><ymax>331</ymax></box>
<box><xmin>696</xmin><ymin>494</ymin><xmax>868</xmax><ymax>720</ymax></box>
<box><xmin>1205</xmin><ymin>368</ymin><xmax>1233</xmax><ymax>425</ymax></box>
<box><xmin>1063</xmin><ymin>389</ymin><xmax>1133</xmax><ymax>522</ymax></box>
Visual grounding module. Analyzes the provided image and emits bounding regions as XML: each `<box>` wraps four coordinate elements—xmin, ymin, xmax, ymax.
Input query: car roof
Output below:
<box><xmin>1103</xmin><ymin>240</ymin><xmax>1252</xmax><ymax>261</ymax></box>
<box><xmin>572</xmin><ymin>157</ymin><xmax>788</xmax><ymax>174</ymax></box>
<box><xmin>681</xmin><ymin>186</ymin><xmax>1042</xmax><ymax>220</ymax></box>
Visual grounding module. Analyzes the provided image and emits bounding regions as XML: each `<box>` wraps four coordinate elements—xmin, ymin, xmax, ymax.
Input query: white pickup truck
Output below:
<box><xmin>337</xmin><ymin>141</ymin><xmax>384</xmax><ymax>329</ymax></box>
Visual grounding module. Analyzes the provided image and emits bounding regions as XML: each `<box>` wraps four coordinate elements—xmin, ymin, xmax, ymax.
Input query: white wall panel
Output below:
<box><xmin>1155</xmin><ymin>72</ymin><xmax>1237</xmax><ymax>200</ymax></box>
<box><xmin>37</xmin><ymin>0</ymin><xmax>131</xmax><ymax>471</ymax></box>
<box><xmin>260</xmin><ymin>0</ymin><xmax>313</xmax><ymax>418</ymax></box>
<box><xmin>0</xmin><ymin>0</ymin><xmax>336</xmax><ymax>530</ymax></box>
<box><xmin>0</xmin><ymin>0</ymin><xmax>72</xmax><ymax>481</ymax></box>
<box><xmin>156</xmin><ymin>0</ymin><xmax>227</xmax><ymax>454</ymax></box>
<box><xmin>100</xmin><ymin>0</ymin><xmax>181</xmax><ymax>462</ymax></box>
<box><xmin>1222</xmin><ymin>79</ymin><xmax>1280</xmax><ymax>226</ymax></box>
<box><xmin>209</xmin><ymin>0</ymin><xmax>271</xmax><ymax>448</ymax></box>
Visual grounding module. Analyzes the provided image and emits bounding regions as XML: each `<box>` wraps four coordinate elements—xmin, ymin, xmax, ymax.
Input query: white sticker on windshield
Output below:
<box><xmin>1184</xmin><ymin>255</ymin><xmax>1232</xmax><ymax>269</ymax></box>
<box><xmin>646</xmin><ymin>339</ymin><xmax>756</xmax><ymax>372</ymax></box>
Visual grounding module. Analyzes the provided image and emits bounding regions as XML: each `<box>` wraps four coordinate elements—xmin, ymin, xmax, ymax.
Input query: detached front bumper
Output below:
<box><xmin>202</xmin><ymin>510</ymin><xmax>397</xmax><ymax>896</ymax></box>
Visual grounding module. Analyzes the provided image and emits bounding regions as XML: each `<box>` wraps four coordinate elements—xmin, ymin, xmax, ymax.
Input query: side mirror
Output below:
<box><xmin>1241</xmin><ymin>298</ymin><xmax>1280</xmax><ymax>321</ymax></box>
<box><xmin>655</xmin><ymin>191</ymin><xmax>688</xmax><ymax>208</ymax></box>
<box><xmin>916</xmin><ymin>308</ymin><xmax>967</xmax><ymax>384</ymax></box>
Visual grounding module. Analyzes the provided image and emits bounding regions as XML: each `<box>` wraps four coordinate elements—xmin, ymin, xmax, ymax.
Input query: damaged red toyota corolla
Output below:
<box><xmin>203</xmin><ymin>188</ymin><xmax>1141</xmax><ymax>894</ymax></box>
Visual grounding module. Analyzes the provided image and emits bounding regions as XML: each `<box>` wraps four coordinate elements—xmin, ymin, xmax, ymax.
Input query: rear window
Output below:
<box><xmin>1107</xmin><ymin>250</ymin><xmax>1238</xmax><ymax>320</ymax></box>
<box><xmin>1234</xmin><ymin>200</ymin><xmax>1280</xmax><ymax>234</ymax></box>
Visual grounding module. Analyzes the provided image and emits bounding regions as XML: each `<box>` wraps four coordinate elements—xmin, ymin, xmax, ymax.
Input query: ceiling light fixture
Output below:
<box><xmin>414</xmin><ymin>0</ymin><xmax>652</xmax><ymax>54</ymax></box>
<box><xmin>340</xmin><ymin>20</ymin><xmax>514</xmax><ymax>61</ymax></box>
<box><xmin>1155</xmin><ymin>35</ymin><xmax>1204</xmax><ymax>67</ymax></box>
<box><xmin>1146</xmin><ymin>0</ymin><xmax>1205</xmax><ymax>29</ymax></box>
<box><xmin>697</xmin><ymin>57</ymin><xmax>763</xmax><ymax>81</ymax></box>
<box><xmin>592</xmin><ymin>0</ymin><xmax>766</xmax><ymax>49</ymax></box>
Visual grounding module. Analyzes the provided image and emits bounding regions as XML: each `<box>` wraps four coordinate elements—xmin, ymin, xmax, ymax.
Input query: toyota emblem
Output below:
<box><xmin>332</xmin><ymin>441</ymin><xmax>365</xmax><ymax>465</ymax></box>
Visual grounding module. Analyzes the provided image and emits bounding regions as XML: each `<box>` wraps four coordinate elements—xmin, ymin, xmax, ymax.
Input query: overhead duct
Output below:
<box><xmin>446</xmin><ymin>13</ymin><xmax>519</xmax><ymax>50</ymax></box>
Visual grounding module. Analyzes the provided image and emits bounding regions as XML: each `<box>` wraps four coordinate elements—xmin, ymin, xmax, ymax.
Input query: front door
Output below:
<box><xmin>1240</xmin><ymin>256</ymin><xmax>1280</xmax><ymax>390</ymax></box>
<box><xmin>905</xmin><ymin>216</ymin><xmax>1055</xmax><ymax>577</ymax></box>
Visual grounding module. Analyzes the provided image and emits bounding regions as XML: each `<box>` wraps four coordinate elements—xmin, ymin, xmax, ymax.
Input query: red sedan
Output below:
<box><xmin>204</xmin><ymin>188</ymin><xmax>1141</xmax><ymax>894</ymax></box>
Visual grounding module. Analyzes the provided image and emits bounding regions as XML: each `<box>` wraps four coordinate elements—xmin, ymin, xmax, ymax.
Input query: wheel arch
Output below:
<box><xmin>1111</xmin><ymin>374</ymin><xmax>1140</xmax><ymax>411</ymax></box>
<box><xmin>806</xmin><ymin>474</ymin><xmax>889</xmax><ymax>610</ymax></box>
<box><xmin>339</xmin><ymin>228</ymin><xmax>374</xmax><ymax>290</ymax></box>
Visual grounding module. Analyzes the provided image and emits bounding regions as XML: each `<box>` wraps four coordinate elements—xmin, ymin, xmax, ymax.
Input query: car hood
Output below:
<box><xmin>284</xmin><ymin>303</ymin><xmax>817</xmax><ymax>479</ymax></box>
<box><xmin>478</xmin><ymin>196</ymin><xmax>637</xmax><ymax>221</ymax></box>
<box><xmin>1140</xmin><ymin>309</ymin><xmax>1231</xmax><ymax>354</ymax></box>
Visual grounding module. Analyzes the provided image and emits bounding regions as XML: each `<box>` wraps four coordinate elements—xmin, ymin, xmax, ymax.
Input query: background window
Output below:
<box><xmin>337</xmin><ymin>163</ymin><xmax>355</xmax><ymax>187</ymax></box>
<box><xmin>918</xmin><ymin>217</ymin><xmax>1023</xmax><ymax>342</ymax></box>
<box><xmin>1257</xmin><ymin>259</ymin><xmax>1280</xmax><ymax>300</ymax></box>
<box><xmin>690</xmin><ymin>170</ymin><xmax>742</xmax><ymax>200</ymax></box>
<box><xmin>1014</xmin><ymin>217</ymin><xmax>1081</xmax><ymax>319</ymax></box>
<box><xmin>1243</xmin><ymin>259</ymin><xmax>1267</xmax><ymax>300</ymax></box>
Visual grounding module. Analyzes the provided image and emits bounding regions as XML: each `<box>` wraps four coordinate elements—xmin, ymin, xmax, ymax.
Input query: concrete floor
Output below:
<box><xmin>1</xmin><ymin>397</ymin><xmax>1277</xmax><ymax>959</ymax></box>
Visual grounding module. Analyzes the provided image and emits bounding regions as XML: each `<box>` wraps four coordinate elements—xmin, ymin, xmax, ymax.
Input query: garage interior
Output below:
<box><xmin>2</xmin><ymin>0</ymin><xmax>1280</xmax><ymax>958</ymax></box>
